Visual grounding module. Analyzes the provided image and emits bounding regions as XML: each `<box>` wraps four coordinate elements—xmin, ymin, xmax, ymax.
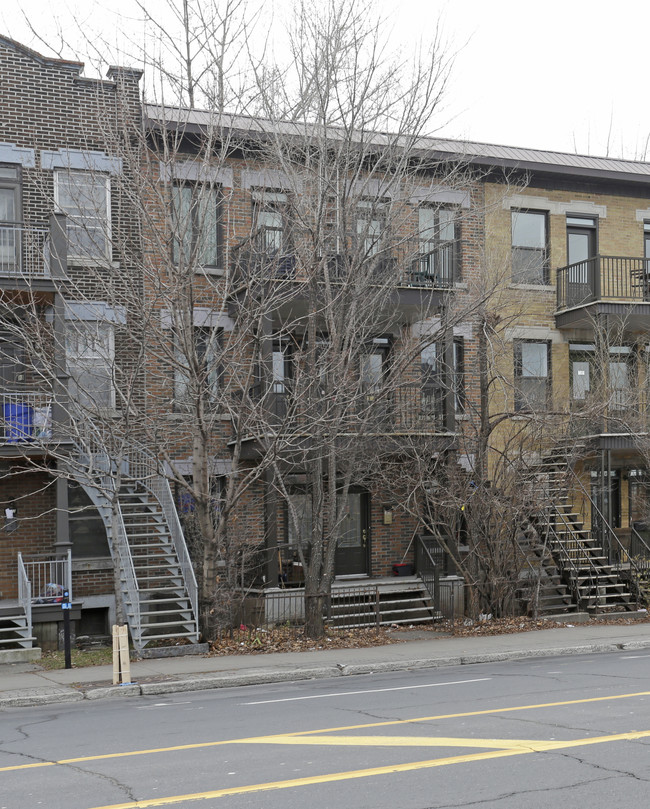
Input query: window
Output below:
<box><xmin>287</xmin><ymin>492</ymin><xmax>312</xmax><ymax>546</ymax></box>
<box><xmin>357</xmin><ymin>201</ymin><xmax>384</xmax><ymax>257</ymax></box>
<box><xmin>66</xmin><ymin>319</ymin><xmax>115</xmax><ymax>409</ymax></box>
<box><xmin>645</xmin><ymin>222</ymin><xmax>650</xmax><ymax>262</ymax></box>
<box><xmin>453</xmin><ymin>337</ymin><xmax>465</xmax><ymax>412</ymax></box>
<box><xmin>0</xmin><ymin>165</ymin><xmax>21</xmax><ymax>272</ymax></box>
<box><xmin>609</xmin><ymin>345</ymin><xmax>633</xmax><ymax>410</ymax></box>
<box><xmin>629</xmin><ymin>469</ymin><xmax>650</xmax><ymax>525</ymax></box>
<box><xmin>420</xmin><ymin>338</ymin><xmax>465</xmax><ymax>414</ymax></box>
<box><xmin>416</xmin><ymin>207</ymin><xmax>457</xmax><ymax>284</ymax></box>
<box><xmin>253</xmin><ymin>191</ymin><xmax>288</xmax><ymax>253</ymax></box>
<box><xmin>514</xmin><ymin>341</ymin><xmax>550</xmax><ymax>411</ymax></box>
<box><xmin>361</xmin><ymin>338</ymin><xmax>390</xmax><ymax>394</ymax></box>
<box><xmin>511</xmin><ymin>210</ymin><xmax>548</xmax><ymax>284</ymax></box>
<box><xmin>174</xmin><ymin>326</ymin><xmax>220</xmax><ymax>408</ymax></box>
<box><xmin>55</xmin><ymin>170</ymin><xmax>110</xmax><ymax>262</ymax></box>
<box><xmin>570</xmin><ymin>343</ymin><xmax>594</xmax><ymax>402</ymax></box>
<box><xmin>68</xmin><ymin>482</ymin><xmax>110</xmax><ymax>558</ymax></box>
<box><xmin>172</xmin><ymin>184</ymin><xmax>220</xmax><ymax>268</ymax></box>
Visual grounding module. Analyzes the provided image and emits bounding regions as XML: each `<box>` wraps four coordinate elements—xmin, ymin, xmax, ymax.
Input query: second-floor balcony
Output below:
<box><xmin>0</xmin><ymin>392</ymin><xmax>53</xmax><ymax>448</ymax></box>
<box><xmin>236</xmin><ymin>383</ymin><xmax>451</xmax><ymax>449</ymax></box>
<box><xmin>0</xmin><ymin>223</ymin><xmax>52</xmax><ymax>284</ymax></box>
<box><xmin>231</xmin><ymin>238</ymin><xmax>457</xmax><ymax>290</ymax></box>
<box><xmin>556</xmin><ymin>256</ymin><xmax>650</xmax><ymax>330</ymax></box>
<box><xmin>229</xmin><ymin>239</ymin><xmax>456</xmax><ymax>327</ymax></box>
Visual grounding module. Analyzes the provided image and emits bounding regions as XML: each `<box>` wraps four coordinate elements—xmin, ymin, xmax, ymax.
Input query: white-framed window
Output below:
<box><xmin>66</xmin><ymin>319</ymin><xmax>115</xmax><ymax>409</ymax></box>
<box><xmin>511</xmin><ymin>209</ymin><xmax>548</xmax><ymax>284</ymax></box>
<box><xmin>173</xmin><ymin>326</ymin><xmax>221</xmax><ymax>409</ymax></box>
<box><xmin>514</xmin><ymin>340</ymin><xmax>550</xmax><ymax>411</ymax></box>
<box><xmin>55</xmin><ymin>170</ymin><xmax>111</xmax><ymax>262</ymax></box>
<box><xmin>172</xmin><ymin>184</ymin><xmax>221</xmax><ymax>268</ymax></box>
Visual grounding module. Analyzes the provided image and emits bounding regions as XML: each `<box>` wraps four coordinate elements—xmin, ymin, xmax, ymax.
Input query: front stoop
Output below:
<box><xmin>0</xmin><ymin>647</ymin><xmax>42</xmax><ymax>664</ymax></box>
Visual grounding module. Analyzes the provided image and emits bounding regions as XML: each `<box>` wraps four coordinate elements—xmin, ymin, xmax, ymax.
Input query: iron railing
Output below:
<box><xmin>557</xmin><ymin>256</ymin><xmax>650</xmax><ymax>310</ymax></box>
<box><xmin>249</xmin><ymin>382</ymin><xmax>446</xmax><ymax>433</ymax></box>
<box><xmin>414</xmin><ymin>534</ymin><xmax>441</xmax><ymax>613</ymax></box>
<box><xmin>125</xmin><ymin>444</ymin><xmax>198</xmax><ymax>643</ymax></box>
<box><xmin>146</xmin><ymin>467</ymin><xmax>199</xmax><ymax>633</ymax></box>
<box><xmin>0</xmin><ymin>393</ymin><xmax>53</xmax><ymax>444</ymax></box>
<box><xmin>230</xmin><ymin>237</ymin><xmax>457</xmax><ymax>290</ymax></box>
<box><xmin>0</xmin><ymin>224</ymin><xmax>50</xmax><ymax>279</ymax></box>
<box><xmin>567</xmin><ymin>465</ymin><xmax>644</xmax><ymax>607</ymax></box>
<box><xmin>16</xmin><ymin>553</ymin><xmax>32</xmax><ymax>638</ymax></box>
<box><xmin>630</xmin><ymin>524</ymin><xmax>650</xmax><ymax>564</ymax></box>
<box><xmin>21</xmin><ymin>549</ymin><xmax>72</xmax><ymax>604</ymax></box>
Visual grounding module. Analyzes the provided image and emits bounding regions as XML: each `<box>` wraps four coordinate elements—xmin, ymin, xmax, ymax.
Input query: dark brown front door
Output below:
<box><xmin>335</xmin><ymin>492</ymin><xmax>369</xmax><ymax>575</ymax></box>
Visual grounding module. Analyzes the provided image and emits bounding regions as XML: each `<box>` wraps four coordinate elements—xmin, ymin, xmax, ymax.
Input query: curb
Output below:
<box><xmin>3</xmin><ymin>639</ymin><xmax>650</xmax><ymax>709</ymax></box>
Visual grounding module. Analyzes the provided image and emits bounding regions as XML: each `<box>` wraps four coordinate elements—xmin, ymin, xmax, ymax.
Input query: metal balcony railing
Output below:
<box><xmin>244</xmin><ymin>382</ymin><xmax>447</xmax><ymax>434</ymax></box>
<box><xmin>556</xmin><ymin>256</ymin><xmax>650</xmax><ymax>310</ymax></box>
<box><xmin>230</xmin><ymin>238</ymin><xmax>457</xmax><ymax>290</ymax></box>
<box><xmin>21</xmin><ymin>549</ymin><xmax>72</xmax><ymax>604</ymax></box>
<box><xmin>0</xmin><ymin>224</ymin><xmax>50</xmax><ymax>279</ymax></box>
<box><xmin>0</xmin><ymin>392</ymin><xmax>53</xmax><ymax>444</ymax></box>
<box><xmin>566</xmin><ymin>390</ymin><xmax>648</xmax><ymax>437</ymax></box>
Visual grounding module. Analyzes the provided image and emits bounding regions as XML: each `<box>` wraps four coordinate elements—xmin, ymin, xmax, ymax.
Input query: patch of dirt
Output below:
<box><xmin>208</xmin><ymin>626</ymin><xmax>398</xmax><ymax>655</ymax></box>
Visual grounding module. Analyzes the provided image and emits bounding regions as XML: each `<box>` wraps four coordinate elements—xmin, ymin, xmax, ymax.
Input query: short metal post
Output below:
<box><xmin>62</xmin><ymin>589</ymin><xmax>72</xmax><ymax>669</ymax></box>
<box><xmin>375</xmin><ymin>587</ymin><xmax>380</xmax><ymax>628</ymax></box>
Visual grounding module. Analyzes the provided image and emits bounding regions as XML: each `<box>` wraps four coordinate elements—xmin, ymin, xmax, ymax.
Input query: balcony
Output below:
<box><xmin>0</xmin><ymin>392</ymin><xmax>53</xmax><ymax>448</ymax></box>
<box><xmin>229</xmin><ymin>240</ymin><xmax>455</xmax><ymax>326</ymax></box>
<box><xmin>0</xmin><ymin>224</ymin><xmax>52</xmax><ymax>284</ymax></box>
<box><xmin>234</xmin><ymin>382</ymin><xmax>451</xmax><ymax>458</ymax></box>
<box><xmin>565</xmin><ymin>390</ymin><xmax>649</xmax><ymax>447</ymax></box>
<box><xmin>556</xmin><ymin>256</ymin><xmax>650</xmax><ymax>329</ymax></box>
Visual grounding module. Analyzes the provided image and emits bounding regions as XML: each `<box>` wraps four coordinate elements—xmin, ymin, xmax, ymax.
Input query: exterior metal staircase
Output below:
<box><xmin>116</xmin><ymin>478</ymin><xmax>200</xmax><ymax>650</ymax></box>
<box><xmin>0</xmin><ymin>604</ymin><xmax>35</xmax><ymax>650</ymax></box>
<box><xmin>327</xmin><ymin>578</ymin><xmax>440</xmax><ymax>628</ymax></box>
<box><xmin>516</xmin><ymin>522</ymin><xmax>577</xmax><ymax>616</ymax></box>
<box><xmin>529</xmin><ymin>456</ymin><xmax>637</xmax><ymax>613</ymax></box>
<box><xmin>72</xmin><ymin>441</ymin><xmax>201</xmax><ymax>654</ymax></box>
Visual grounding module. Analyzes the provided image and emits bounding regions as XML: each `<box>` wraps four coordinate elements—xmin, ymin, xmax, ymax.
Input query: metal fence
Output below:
<box><xmin>0</xmin><ymin>224</ymin><xmax>50</xmax><ymax>278</ymax></box>
<box><xmin>0</xmin><ymin>393</ymin><xmax>53</xmax><ymax>444</ymax></box>
<box><xmin>557</xmin><ymin>255</ymin><xmax>650</xmax><ymax>309</ymax></box>
<box><xmin>21</xmin><ymin>549</ymin><xmax>72</xmax><ymax>604</ymax></box>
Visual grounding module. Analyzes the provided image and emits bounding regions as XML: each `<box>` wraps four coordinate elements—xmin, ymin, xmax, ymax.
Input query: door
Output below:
<box><xmin>566</xmin><ymin>216</ymin><xmax>597</xmax><ymax>304</ymax></box>
<box><xmin>0</xmin><ymin>175</ymin><xmax>20</xmax><ymax>272</ymax></box>
<box><xmin>334</xmin><ymin>492</ymin><xmax>369</xmax><ymax>576</ymax></box>
<box><xmin>0</xmin><ymin>332</ymin><xmax>25</xmax><ymax>389</ymax></box>
<box><xmin>361</xmin><ymin>338</ymin><xmax>390</xmax><ymax>425</ymax></box>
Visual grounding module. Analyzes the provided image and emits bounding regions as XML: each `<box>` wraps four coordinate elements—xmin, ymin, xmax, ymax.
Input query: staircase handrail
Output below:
<box><xmin>126</xmin><ymin>445</ymin><xmax>199</xmax><ymax>629</ymax></box>
<box><xmin>414</xmin><ymin>534</ymin><xmax>440</xmax><ymax>615</ymax></box>
<box><xmin>148</xmin><ymin>474</ymin><xmax>199</xmax><ymax>626</ymax></box>
<box><xmin>567</xmin><ymin>465</ymin><xmax>643</xmax><ymax>587</ymax></box>
<box><xmin>629</xmin><ymin>525</ymin><xmax>650</xmax><ymax>576</ymax></box>
<box><xmin>16</xmin><ymin>553</ymin><xmax>32</xmax><ymax>641</ymax></box>
<box><xmin>70</xmin><ymin>435</ymin><xmax>141</xmax><ymax>645</ymax></box>
<box><xmin>546</xmin><ymin>506</ymin><xmax>600</xmax><ymax>611</ymax></box>
<box><xmin>113</xmin><ymin>500</ymin><xmax>141</xmax><ymax>644</ymax></box>
<box><xmin>513</xmin><ymin>521</ymin><xmax>553</xmax><ymax>619</ymax></box>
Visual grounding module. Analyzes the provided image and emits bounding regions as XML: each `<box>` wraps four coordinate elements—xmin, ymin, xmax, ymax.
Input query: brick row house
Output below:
<box><xmin>4</xmin><ymin>35</ymin><xmax>650</xmax><ymax>655</ymax></box>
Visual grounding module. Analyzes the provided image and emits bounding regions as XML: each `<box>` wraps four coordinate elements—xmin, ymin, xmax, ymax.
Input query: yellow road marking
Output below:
<box><xmin>86</xmin><ymin>728</ymin><xmax>650</xmax><ymax>809</ymax></box>
<box><xmin>2</xmin><ymin>689</ymin><xmax>650</xmax><ymax>773</ymax></box>
<box><xmin>232</xmin><ymin>734</ymin><xmax>544</xmax><ymax>748</ymax></box>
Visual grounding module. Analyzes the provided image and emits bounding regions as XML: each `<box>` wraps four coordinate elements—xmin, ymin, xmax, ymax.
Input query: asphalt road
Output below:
<box><xmin>3</xmin><ymin>649</ymin><xmax>650</xmax><ymax>809</ymax></box>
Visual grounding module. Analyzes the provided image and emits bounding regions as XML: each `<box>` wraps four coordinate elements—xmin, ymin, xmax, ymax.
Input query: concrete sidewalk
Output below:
<box><xmin>2</xmin><ymin>621</ymin><xmax>650</xmax><ymax>709</ymax></box>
